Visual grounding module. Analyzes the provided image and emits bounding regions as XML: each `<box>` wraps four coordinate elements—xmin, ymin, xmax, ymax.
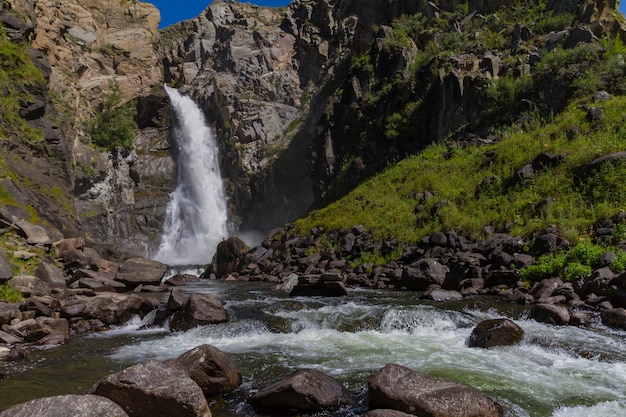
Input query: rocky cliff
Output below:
<box><xmin>0</xmin><ymin>0</ymin><xmax>624</xmax><ymax>256</ymax></box>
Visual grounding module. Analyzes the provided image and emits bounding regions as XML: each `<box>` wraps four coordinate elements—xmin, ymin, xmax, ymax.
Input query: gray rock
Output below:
<box><xmin>401</xmin><ymin>259</ymin><xmax>448</xmax><ymax>291</ymax></box>
<box><xmin>164</xmin><ymin>344</ymin><xmax>242</xmax><ymax>397</ymax></box>
<box><xmin>0</xmin><ymin>394</ymin><xmax>129</xmax><ymax>417</ymax></box>
<box><xmin>15</xmin><ymin>220</ymin><xmax>52</xmax><ymax>245</ymax></box>
<box><xmin>0</xmin><ymin>249</ymin><xmax>13</xmax><ymax>283</ymax></box>
<box><xmin>169</xmin><ymin>293</ymin><xmax>228</xmax><ymax>332</ymax></box>
<box><xmin>10</xmin><ymin>317</ymin><xmax>69</xmax><ymax>342</ymax></box>
<box><xmin>35</xmin><ymin>262</ymin><xmax>67</xmax><ymax>289</ymax></box>
<box><xmin>530</xmin><ymin>278</ymin><xmax>563</xmax><ymax>300</ymax></box>
<box><xmin>7</xmin><ymin>275</ymin><xmax>50</xmax><ymax>297</ymax></box>
<box><xmin>115</xmin><ymin>257</ymin><xmax>168</xmax><ymax>288</ymax></box>
<box><xmin>61</xmin><ymin>293</ymin><xmax>159</xmax><ymax>325</ymax></box>
<box><xmin>91</xmin><ymin>360</ymin><xmax>211</xmax><ymax>417</ymax></box>
<box><xmin>422</xmin><ymin>288</ymin><xmax>462</xmax><ymax>301</ymax></box>
<box><xmin>0</xmin><ymin>302</ymin><xmax>22</xmax><ymax>325</ymax></box>
<box><xmin>368</xmin><ymin>364</ymin><xmax>503</xmax><ymax>417</ymax></box>
<box><xmin>530</xmin><ymin>304</ymin><xmax>570</xmax><ymax>325</ymax></box>
<box><xmin>250</xmin><ymin>368</ymin><xmax>352</xmax><ymax>411</ymax></box>
<box><xmin>364</xmin><ymin>410</ymin><xmax>415</xmax><ymax>417</ymax></box>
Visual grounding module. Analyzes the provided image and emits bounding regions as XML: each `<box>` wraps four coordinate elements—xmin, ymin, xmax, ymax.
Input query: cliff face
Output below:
<box><xmin>0</xmin><ymin>0</ymin><xmax>624</xmax><ymax>256</ymax></box>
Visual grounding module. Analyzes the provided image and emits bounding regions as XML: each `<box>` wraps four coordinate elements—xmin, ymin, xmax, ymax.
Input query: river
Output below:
<box><xmin>1</xmin><ymin>279</ymin><xmax>625</xmax><ymax>416</ymax></box>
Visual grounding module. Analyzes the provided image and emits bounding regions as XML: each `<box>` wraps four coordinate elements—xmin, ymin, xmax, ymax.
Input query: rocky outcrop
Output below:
<box><xmin>368</xmin><ymin>364</ymin><xmax>503</xmax><ymax>417</ymax></box>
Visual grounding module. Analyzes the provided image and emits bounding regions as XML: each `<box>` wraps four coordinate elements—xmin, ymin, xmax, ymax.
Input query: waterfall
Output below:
<box><xmin>154</xmin><ymin>86</ymin><xmax>229</xmax><ymax>265</ymax></box>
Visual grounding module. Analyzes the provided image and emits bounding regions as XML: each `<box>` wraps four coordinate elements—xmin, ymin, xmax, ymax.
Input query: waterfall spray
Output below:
<box><xmin>154</xmin><ymin>86</ymin><xmax>229</xmax><ymax>265</ymax></box>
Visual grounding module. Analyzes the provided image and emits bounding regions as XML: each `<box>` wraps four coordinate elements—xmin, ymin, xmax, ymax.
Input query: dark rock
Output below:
<box><xmin>531</xmin><ymin>232</ymin><xmax>567</xmax><ymax>256</ymax></box>
<box><xmin>166</xmin><ymin>288</ymin><xmax>188</xmax><ymax>311</ymax></box>
<box><xmin>166</xmin><ymin>274</ymin><xmax>200</xmax><ymax>285</ymax></box>
<box><xmin>9</xmin><ymin>317</ymin><xmax>69</xmax><ymax>342</ymax></box>
<box><xmin>164</xmin><ymin>344</ymin><xmax>242</xmax><ymax>397</ymax></box>
<box><xmin>368</xmin><ymin>363</ymin><xmax>503</xmax><ymax>417</ymax></box>
<box><xmin>500</xmin><ymin>288</ymin><xmax>534</xmax><ymax>304</ymax></box>
<box><xmin>442</xmin><ymin>263</ymin><xmax>469</xmax><ymax>290</ymax></box>
<box><xmin>0</xmin><ymin>302</ymin><xmax>22</xmax><ymax>325</ymax></box>
<box><xmin>115</xmin><ymin>257</ymin><xmax>168</xmax><ymax>288</ymax></box>
<box><xmin>468</xmin><ymin>318</ymin><xmax>524</xmax><ymax>348</ymax></box>
<box><xmin>530</xmin><ymin>304</ymin><xmax>570</xmax><ymax>325</ymax></box>
<box><xmin>61</xmin><ymin>293</ymin><xmax>159</xmax><ymax>325</ymax></box>
<box><xmin>169</xmin><ymin>293</ymin><xmax>228</xmax><ymax>332</ymax></box>
<box><xmin>0</xmin><ymin>394</ymin><xmax>129</xmax><ymax>417</ymax></box>
<box><xmin>600</xmin><ymin>308</ymin><xmax>626</xmax><ymax>329</ymax></box>
<box><xmin>212</xmin><ymin>236</ymin><xmax>248</xmax><ymax>279</ymax></box>
<box><xmin>289</xmin><ymin>273</ymin><xmax>348</xmax><ymax>297</ymax></box>
<box><xmin>574</xmin><ymin>152</ymin><xmax>626</xmax><ymax>183</ymax></box>
<box><xmin>34</xmin><ymin>262</ymin><xmax>67</xmax><ymax>289</ymax></box>
<box><xmin>364</xmin><ymin>410</ymin><xmax>415</xmax><ymax>417</ymax></box>
<box><xmin>484</xmin><ymin>269</ymin><xmax>519</xmax><ymax>288</ymax></box>
<box><xmin>78</xmin><ymin>273</ymin><xmax>127</xmax><ymax>293</ymax></box>
<box><xmin>532</xmin><ymin>152</ymin><xmax>564</xmax><ymax>171</ymax></box>
<box><xmin>570</xmin><ymin>312</ymin><xmax>593</xmax><ymax>327</ymax></box>
<box><xmin>250</xmin><ymin>368</ymin><xmax>352</xmax><ymax>411</ymax></box>
<box><xmin>401</xmin><ymin>259</ymin><xmax>448</xmax><ymax>291</ymax></box>
<box><xmin>529</xmin><ymin>278</ymin><xmax>562</xmax><ymax>300</ymax></box>
<box><xmin>91</xmin><ymin>360</ymin><xmax>211</xmax><ymax>417</ymax></box>
<box><xmin>0</xmin><ymin>249</ymin><xmax>13</xmax><ymax>283</ymax></box>
<box><xmin>7</xmin><ymin>275</ymin><xmax>51</xmax><ymax>297</ymax></box>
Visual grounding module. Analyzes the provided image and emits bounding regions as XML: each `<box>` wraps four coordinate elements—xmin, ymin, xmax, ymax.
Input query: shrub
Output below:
<box><xmin>89</xmin><ymin>80</ymin><xmax>137</xmax><ymax>151</ymax></box>
<box><xmin>520</xmin><ymin>252</ymin><xmax>566</xmax><ymax>282</ymax></box>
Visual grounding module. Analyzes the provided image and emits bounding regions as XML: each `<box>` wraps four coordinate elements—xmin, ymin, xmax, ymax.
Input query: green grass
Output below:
<box><xmin>0</xmin><ymin>283</ymin><xmax>23</xmax><ymax>302</ymax></box>
<box><xmin>295</xmin><ymin>95</ymin><xmax>626</xmax><ymax>244</ymax></box>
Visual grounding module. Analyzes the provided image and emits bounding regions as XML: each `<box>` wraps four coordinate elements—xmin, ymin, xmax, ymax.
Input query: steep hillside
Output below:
<box><xmin>0</xmin><ymin>0</ymin><xmax>625</xmax><ymax>259</ymax></box>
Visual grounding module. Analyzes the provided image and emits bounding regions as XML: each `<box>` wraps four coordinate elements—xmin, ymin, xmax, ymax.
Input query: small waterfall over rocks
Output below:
<box><xmin>154</xmin><ymin>86</ymin><xmax>229</xmax><ymax>265</ymax></box>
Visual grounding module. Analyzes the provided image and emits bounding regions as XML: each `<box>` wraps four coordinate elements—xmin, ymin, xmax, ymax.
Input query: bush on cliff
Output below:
<box><xmin>89</xmin><ymin>80</ymin><xmax>137</xmax><ymax>152</ymax></box>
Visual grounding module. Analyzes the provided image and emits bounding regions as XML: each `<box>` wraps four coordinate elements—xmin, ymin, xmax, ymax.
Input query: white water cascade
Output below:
<box><xmin>154</xmin><ymin>86</ymin><xmax>229</xmax><ymax>265</ymax></box>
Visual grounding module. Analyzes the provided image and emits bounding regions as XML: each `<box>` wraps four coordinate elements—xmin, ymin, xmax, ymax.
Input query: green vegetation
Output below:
<box><xmin>0</xmin><ymin>283</ymin><xmax>22</xmax><ymax>302</ymax></box>
<box><xmin>520</xmin><ymin>240</ymin><xmax>626</xmax><ymax>283</ymax></box>
<box><xmin>89</xmin><ymin>80</ymin><xmax>138</xmax><ymax>151</ymax></box>
<box><xmin>0</xmin><ymin>27</ymin><xmax>45</xmax><ymax>145</ymax></box>
<box><xmin>296</xmin><ymin>95</ymin><xmax>626</xmax><ymax>244</ymax></box>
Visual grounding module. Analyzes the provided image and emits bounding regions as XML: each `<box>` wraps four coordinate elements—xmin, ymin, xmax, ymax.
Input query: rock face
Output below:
<box><xmin>0</xmin><ymin>394</ymin><xmax>130</xmax><ymax>417</ymax></box>
<box><xmin>368</xmin><ymin>364</ymin><xmax>503</xmax><ymax>417</ymax></box>
<box><xmin>249</xmin><ymin>368</ymin><xmax>352</xmax><ymax>411</ymax></box>
<box><xmin>91</xmin><ymin>360</ymin><xmax>212</xmax><ymax>417</ymax></box>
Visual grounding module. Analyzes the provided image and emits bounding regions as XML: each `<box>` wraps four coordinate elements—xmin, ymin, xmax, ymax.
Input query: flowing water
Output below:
<box><xmin>153</xmin><ymin>86</ymin><xmax>229</xmax><ymax>265</ymax></box>
<box><xmin>2</xmin><ymin>280</ymin><xmax>625</xmax><ymax>416</ymax></box>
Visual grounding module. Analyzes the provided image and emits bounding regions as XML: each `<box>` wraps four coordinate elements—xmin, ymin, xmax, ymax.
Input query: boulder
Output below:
<box><xmin>166</xmin><ymin>288</ymin><xmax>188</xmax><ymax>311</ymax></box>
<box><xmin>9</xmin><ymin>317</ymin><xmax>69</xmax><ymax>342</ymax></box>
<box><xmin>368</xmin><ymin>364</ymin><xmax>503</xmax><ymax>417</ymax></box>
<box><xmin>35</xmin><ymin>262</ymin><xmax>67</xmax><ymax>289</ymax></box>
<box><xmin>15</xmin><ymin>220</ymin><xmax>52</xmax><ymax>245</ymax></box>
<box><xmin>249</xmin><ymin>368</ymin><xmax>352</xmax><ymax>411</ymax></box>
<box><xmin>91</xmin><ymin>360</ymin><xmax>211</xmax><ymax>417</ymax></box>
<box><xmin>7</xmin><ymin>275</ymin><xmax>50</xmax><ymax>297</ymax></box>
<box><xmin>0</xmin><ymin>394</ymin><xmax>129</xmax><ymax>417</ymax></box>
<box><xmin>601</xmin><ymin>308</ymin><xmax>626</xmax><ymax>329</ymax></box>
<box><xmin>0</xmin><ymin>302</ymin><xmax>22</xmax><ymax>325</ymax></box>
<box><xmin>61</xmin><ymin>293</ymin><xmax>159</xmax><ymax>325</ymax></box>
<box><xmin>212</xmin><ymin>236</ymin><xmax>248</xmax><ymax>279</ymax></box>
<box><xmin>529</xmin><ymin>278</ymin><xmax>562</xmax><ymax>300</ymax></box>
<box><xmin>422</xmin><ymin>288</ymin><xmax>462</xmax><ymax>301</ymax></box>
<box><xmin>164</xmin><ymin>344</ymin><xmax>242</xmax><ymax>397</ymax></box>
<box><xmin>468</xmin><ymin>319</ymin><xmax>524</xmax><ymax>348</ymax></box>
<box><xmin>529</xmin><ymin>304</ymin><xmax>570</xmax><ymax>325</ymax></box>
<box><xmin>289</xmin><ymin>273</ymin><xmax>348</xmax><ymax>297</ymax></box>
<box><xmin>0</xmin><ymin>249</ymin><xmax>13</xmax><ymax>283</ymax></box>
<box><xmin>115</xmin><ymin>257</ymin><xmax>168</xmax><ymax>288</ymax></box>
<box><xmin>401</xmin><ymin>259</ymin><xmax>448</xmax><ymax>291</ymax></box>
<box><xmin>169</xmin><ymin>293</ymin><xmax>228</xmax><ymax>332</ymax></box>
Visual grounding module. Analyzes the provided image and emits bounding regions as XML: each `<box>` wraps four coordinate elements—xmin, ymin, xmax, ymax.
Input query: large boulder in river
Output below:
<box><xmin>212</xmin><ymin>236</ymin><xmax>249</xmax><ymax>279</ymax></box>
<box><xmin>529</xmin><ymin>303</ymin><xmax>570</xmax><ymax>325</ymax></box>
<box><xmin>368</xmin><ymin>364</ymin><xmax>503</xmax><ymax>417</ymax></box>
<box><xmin>169</xmin><ymin>293</ymin><xmax>228</xmax><ymax>332</ymax></box>
<box><xmin>91</xmin><ymin>360</ymin><xmax>211</xmax><ymax>417</ymax></box>
<box><xmin>249</xmin><ymin>368</ymin><xmax>352</xmax><ymax>411</ymax></box>
<box><xmin>61</xmin><ymin>293</ymin><xmax>159</xmax><ymax>325</ymax></box>
<box><xmin>468</xmin><ymin>318</ymin><xmax>524</xmax><ymax>348</ymax></box>
<box><xmin>0</xmin><ymin>394</ymin><xmax>129</xmax><ymax>417</ymax></box>
<box><xmin>115</xmin><ymin>257</ymin><xmax>168</xmax><ymax>288</ymax></box>
<box><xmin>165</xmin><ymin>344</ymin><xmax>242</xmax><ymax>397</ymax></box>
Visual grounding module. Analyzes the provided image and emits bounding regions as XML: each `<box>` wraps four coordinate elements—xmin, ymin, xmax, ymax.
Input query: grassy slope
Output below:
<box><xmin>296</xmin><ymin>95</ymin><xmax>626</xmax><ymax>244</ymax></box>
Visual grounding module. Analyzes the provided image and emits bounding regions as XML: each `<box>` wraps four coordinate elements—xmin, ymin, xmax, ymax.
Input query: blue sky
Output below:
<box><xmin>147</xmin><ymin>1</ymin><xmax>290</xmax><ymax>28</ymax></box>
<box><xmin>149</xmin><ymin>0</ymin><xmax>625</xmax><ymax>29</ymax></box>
